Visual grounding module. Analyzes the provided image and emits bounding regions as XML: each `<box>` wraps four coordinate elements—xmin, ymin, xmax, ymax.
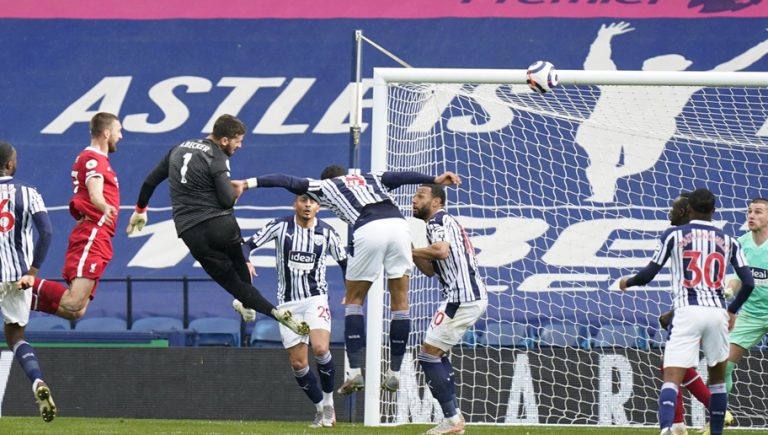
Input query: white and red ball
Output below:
<box><xmin>526</xmin><ymin>61</ymin><xmax>559</xmax><ymax>94</ymax></box>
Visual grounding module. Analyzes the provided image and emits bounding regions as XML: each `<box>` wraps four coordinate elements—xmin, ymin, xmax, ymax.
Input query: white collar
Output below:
<box><xmin>85</xmin><ymin>145</ymin><xmax>108</xmax><ymax>157</ymax></box>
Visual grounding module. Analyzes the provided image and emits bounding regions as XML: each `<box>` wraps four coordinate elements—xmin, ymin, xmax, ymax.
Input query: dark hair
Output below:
<box><xmin>211</xmin><ymin>114</ymin><xmax>246</xmax><ymax>140</ymax></box>
<box><xmin>90</xmin><ymin>112</ymin><xmax>119</xmax><ymax>138</ymax></box>
<box><xmin>421</xmin><ymin>184</ymin><xmax>446</xmax><ymax>206</ymax></box>
<box><xmin>0</xmin><ymin>141</ymin><xmax>15</xmax><ymax>168</ymax></box>
<box><xmin>320</xmin><ymin>165</ymin><xmax>345</xmax><ymax>180</ymax></box>
<box><xmin>688</xmin><ymin>188</ymin><xmax>716</xmax><ymax>213</ymax></box>
<box><xmin>750</xmin><ymin>198</ymin><xmax>768</xmax><ymax>206</ymax></box>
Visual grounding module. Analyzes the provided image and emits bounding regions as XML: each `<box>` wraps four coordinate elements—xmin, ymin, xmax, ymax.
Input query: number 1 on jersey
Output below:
<box><xmin>180</xmin><ymin>153</ymin><xmax>192</xmax><ymax>184</ymax></box>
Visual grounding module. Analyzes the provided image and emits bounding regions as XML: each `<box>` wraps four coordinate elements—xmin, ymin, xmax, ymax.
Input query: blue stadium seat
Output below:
<box><xmin>593</xmin><ymin>323</ymin><xmax>647</xmax><ymax>349</ymax></box>
<box><xmin>131</xmin><ymin>316</ymin><xmax>184</xmax><ymax>333</ymax></box>
<box><xmin>482</xmin><ymin>321</ymin><xmax>533</xmax><ymax>348</ymax></box>
<box><xmin>26</xmin><ymin>316</ymin><xmax>72</xmax><ymax>331</ymax></box>
<box><xmin>75</xmin><ymin>317</ymin><xmax>127</xmax><ymax>332</ymax></box>
<box><xmin>249</xmin><ymin>320</ymin><xmax>283</xmax><ymax>348</ymax></box>
<box><xmin>190</xmin><ymin>317</ymin><xmax>241</xmax><ymax>347</ymax></box>
<box><xmin>538</xmin><ymin>322</ymin><xmax>584</xmax><ymax>348</ymax></box>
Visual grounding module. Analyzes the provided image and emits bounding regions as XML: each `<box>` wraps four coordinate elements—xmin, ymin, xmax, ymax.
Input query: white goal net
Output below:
<box><xmin>365</xmin><ymin>68</ymin><xmax>768</xmax><ymax>429</ymax></box>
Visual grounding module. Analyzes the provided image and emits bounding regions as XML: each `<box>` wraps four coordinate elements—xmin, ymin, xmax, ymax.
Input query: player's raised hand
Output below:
<box><xmin>126</xmin><ymin>206</ymin><xmax>148</xmax><ymax>235</ymax></box>
<box><xmin>231</xmin><ymin>180</ymin><xmax>247</xmax><ymax>200</ymax></box>
<box><xmin>434</xmin><ymin>171</ymin><xmax>461</xmax><ymax>186</ymax></box>
<box><xmin>618</xmin><ymin>276</ymin><xmax>631</xmax><ymax>291</ymax></box>
<box><xmin>100</xmin><ymin>204</ymin><xmax>117</xmax><ymax>227</ymax></box>
<box><xmin>16</xmin><ymin>274</ymin><xmax>35</xmax><ymax>290</ymax></box>
<box><xmin>246</xmin><ymin>261</ymin><xmax>257</xmax><ymax>278</ymax></box>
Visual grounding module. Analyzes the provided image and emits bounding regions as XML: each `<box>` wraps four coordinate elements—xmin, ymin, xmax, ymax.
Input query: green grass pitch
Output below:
<box><xmin>2</xmin><ymin>418</ymin><xmax>768</xmax><ymax>434</ymax></box>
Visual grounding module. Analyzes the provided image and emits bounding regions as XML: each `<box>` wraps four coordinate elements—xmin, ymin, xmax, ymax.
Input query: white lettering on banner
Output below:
<box><xmin>314</xmin><ymin>80</ymin><xmax>373</xmax><ymax>134</ymax></box>
<box><xmin>253</xmin><ymin>78</ymin><xmax>314</xmax><ymax>134</ymax></box>
<box><xmin>123</xmin><ymin>76</ymin><xmax>213</xmax><ymax>133</ymax></box>
<box><xmin>126</xmin><ymin>220</ymin><xmax>190</xmax><ymax>268</ymax></box>
<box><xmin>407</xmin><ymin>84</ymin><xmax>461</xmax><ymax>133</ymax></box>
<box><xmin>202</xmin><ymin>77</ymin><xmax>285</xmax><ymax>133</ymax></box>
<box><xmin>503</xmin><ymin>353</ymin><xmax>539</xmax><ymax>424</ymax></box>
<box><xmin>395</xmin><ymin>353</ymin><xmax>441</xmax><ymax>424</ymax></box>
<box><xmin>446</xmin><ymin>85</ymin><xmax>515</xmax><ymax>133</ymax></box>
<box><xmin>0</xmin><ymin>351</ymin><xmax>15</xmax><ymax>417</ymax></box>
<box><xmin>41</xmin><ymin>76</ymin><xmax>133</xmax><ymax>134</ymax></box>
<box><xmin>598</xmin><ymin>354</ymin><xmax>634</xmax><ymax>426</ymax></box>
<box><xmin>544</xmin><ymin>218</ymin><xmax>669</xmax><ymax>268</ymax></box>
<box><xmin>455</xmin><ymin>216</ymin><xmax>548</xmax><ymax>267</ymax></box>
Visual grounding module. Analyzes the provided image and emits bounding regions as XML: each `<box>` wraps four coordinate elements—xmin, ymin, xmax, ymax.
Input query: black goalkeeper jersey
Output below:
<box><xmin>138</xmin><ymin>138</ymin><xmax>235</xmax><ymax>236</ymax></box>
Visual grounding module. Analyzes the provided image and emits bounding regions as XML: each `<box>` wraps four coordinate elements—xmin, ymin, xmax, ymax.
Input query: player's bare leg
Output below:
<box><xmin>383</xmin><ymin>275</ymin><xmax>410</xmax><ymax>392</ymax></box>
<box><xmin>337</xmin><ymin>279</ymin><xmax>371</xmax><ymax>395</ymax></box>
<box><xmin>56</xmin><ymin>278</ymin><xmax>95</xmax><ymax>320</ymax></box>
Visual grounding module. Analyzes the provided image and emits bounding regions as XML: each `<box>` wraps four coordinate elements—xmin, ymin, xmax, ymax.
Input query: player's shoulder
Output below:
<box><xmin>737</xmin><ymin>232</ymin><xmax>752</xmax><ymax>245</ymax></box>
<box><xmin>428</xmin><ymin>210</ymin><xmax>450</xmax><ymax>226</ymax></box>
<box><xmin>315</xmin><ymin>218</ymin><xmax>337</xmax><ymax>233</ymax></box>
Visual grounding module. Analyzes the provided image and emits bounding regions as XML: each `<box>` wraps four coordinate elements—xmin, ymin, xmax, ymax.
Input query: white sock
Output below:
<box><xmin>323</xmin><ymin>392</ymin><xmax>334</xmax><ymax>407</ymax></box>
<box><xmin>348</xmin><ymin>367</ymin><xmax>361</xmax><ymax>378</ymax></box>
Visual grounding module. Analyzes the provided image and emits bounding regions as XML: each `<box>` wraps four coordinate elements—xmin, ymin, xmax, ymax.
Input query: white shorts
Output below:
<box><xmin>425</xmin><ymin>299</ymin><xmax>487</xmax><ymax>352</ymax></box>
<box><xmin>0</xmin><ymin>281</ymin><xmax>31</xmax><ymax>326</ymax></box>
<box><xmin>278</xmin><ymin>295</ymin><xmax>331</xmax><ymax>349</ymax></box>
<box><xmin>664</xmin><ymin>305</ymin><xmax>730</xmax><ymax>369</ymax></box>
<box><xmin>346</xmin><ymin>218</ymin><xmax>413</xmax><ymax>282</ymax></box>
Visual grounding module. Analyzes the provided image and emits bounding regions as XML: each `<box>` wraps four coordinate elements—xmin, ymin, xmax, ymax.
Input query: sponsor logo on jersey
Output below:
<box><xmin>288</xmin><ymin>250</ymin><xmax>316</xmax><ymax>271</ymax></box>
<box><xmin>751</xmin><ymin>267</ymin><xmax>768</xmax><ymax>282</ymax></box>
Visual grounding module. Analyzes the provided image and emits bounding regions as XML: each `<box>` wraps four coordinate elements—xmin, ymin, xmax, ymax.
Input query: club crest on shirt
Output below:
<box><xmin>313</xmin><ymin>234</ymin><xmax>324</xmax><ymax>246</ymax></box>
<box><xmin>86</xmin><ymin>159</ymin><xmax>98</xmax><ymax>169</ymax></box>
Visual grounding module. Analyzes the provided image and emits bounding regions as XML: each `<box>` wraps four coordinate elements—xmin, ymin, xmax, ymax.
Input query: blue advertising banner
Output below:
<box><xmin>1</xmin><ymin>15</ymin><xmax>768</xmax><ymax>323</ymax></box>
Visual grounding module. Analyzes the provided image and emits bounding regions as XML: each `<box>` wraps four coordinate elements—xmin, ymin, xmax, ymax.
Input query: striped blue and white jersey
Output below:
<box><xmin>650</xmin><ymin>220</ymin><xmax>748</xmax><ymax>310</ymax></box>
<box><xmin>426</xmin><ymin>210</ymin><xmax>487</xmax><ymax>303</ymax></box>
<box><xmin>0</xmin><ymin>177</ymin><xmax>52</xmax><ymax>281</ymax></box>
<box><xmin>244</xmin><ymin>216</ymin><xmax>347</xmax><ymax>305</ymax></box>
<box><xmin>256</xmin><ymin>171</ymin><xmax>437</xmax><ymax>229</ymax></box>
<box><xmin>306</xmin><ymin>172</ymin><xmax>400</xmax><ymax>228</ymax></box>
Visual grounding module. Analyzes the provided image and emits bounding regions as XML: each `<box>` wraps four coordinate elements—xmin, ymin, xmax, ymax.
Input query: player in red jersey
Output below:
<box><xmin>18</xmin><ymin>112</ymin><xmax>121</xmax><ymax>320</ymax></box>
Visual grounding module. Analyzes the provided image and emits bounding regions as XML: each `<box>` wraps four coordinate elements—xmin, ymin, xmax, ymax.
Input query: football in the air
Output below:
<box><xmin>526</xmin><ymin>61</ymin><xmax>559</xmax><ymax>94</ymax></box>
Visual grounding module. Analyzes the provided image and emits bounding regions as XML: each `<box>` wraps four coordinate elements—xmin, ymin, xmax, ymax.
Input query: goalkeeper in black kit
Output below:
<box><xmin>125</xmin><ymin>114</ymin><xmax>308</xmax><ymax>335</ymax></box>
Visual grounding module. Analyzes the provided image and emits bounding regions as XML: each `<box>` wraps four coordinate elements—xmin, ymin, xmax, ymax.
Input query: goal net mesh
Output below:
<box><xmin>374</xmin><ymin>76</ymin><xmax>768</xmax><ymax>428</ymax></box>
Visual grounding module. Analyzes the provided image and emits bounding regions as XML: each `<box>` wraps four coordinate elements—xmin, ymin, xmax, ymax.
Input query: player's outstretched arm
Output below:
<box><xmin>129</xmin><ymin>154</ymin><xmax>171</xmax><ymax>235</ymax></box>
<box><xmin>250</xmin><ymin>173</ymin><xmax>311</xmax><ymax>195</ymax></box>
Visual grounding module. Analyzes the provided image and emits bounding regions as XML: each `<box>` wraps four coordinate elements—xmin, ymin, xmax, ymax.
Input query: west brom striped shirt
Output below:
<box><xmin>243</xmin><ymin>216</ymin><xmax>347</xmax><ymax>305</ymax></box>
<box><xmin>0</xmin><ymin>177</ymin><xmax>52</xmax><ymax>281</ymax></box>
<box><xmin>627</xmin><ymin>219</ymin><xmax>755</xmax><ymax>313</ymax></box>
<box><xmin>426</xmin><ymin>210</ymin><xmax>487</xmax><ymax>303</ymax></box>
<box><xmin>255</xmin><ymin>171</ymin><xmax>435</xmax><ymax>229</ymax></box>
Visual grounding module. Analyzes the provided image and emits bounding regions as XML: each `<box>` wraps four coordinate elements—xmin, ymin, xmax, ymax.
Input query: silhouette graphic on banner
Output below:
<box><xmin>576</xmin><ymin>22</ymin><xmax>768</xmax><ymax>203</ymax></box>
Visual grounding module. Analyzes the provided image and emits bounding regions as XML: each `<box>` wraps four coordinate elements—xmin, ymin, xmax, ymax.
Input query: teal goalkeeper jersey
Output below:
<box><xmin>736</xmin><ymin>232</ymin><xmax>768</xmax><ymax>317</ymax></box>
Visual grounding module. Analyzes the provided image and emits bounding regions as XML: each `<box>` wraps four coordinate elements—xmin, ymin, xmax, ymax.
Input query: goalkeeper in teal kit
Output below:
<box><xmin>724</xmin><ymin>198</ymin><xmax>768</xmax><ymax>397</ymax></box>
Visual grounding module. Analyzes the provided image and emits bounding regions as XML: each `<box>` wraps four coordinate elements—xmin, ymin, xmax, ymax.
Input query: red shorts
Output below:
<box><xmin>62</xmin><ymin>220</ymin><xmax>114</xmax><ymax>298</ymax></box>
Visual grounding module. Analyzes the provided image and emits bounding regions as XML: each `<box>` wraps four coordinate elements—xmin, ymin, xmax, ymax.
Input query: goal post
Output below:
<box><xmin>367</xmin><ymin>67</ymin><xmax>768</xmax><ymax>428</ymax></box>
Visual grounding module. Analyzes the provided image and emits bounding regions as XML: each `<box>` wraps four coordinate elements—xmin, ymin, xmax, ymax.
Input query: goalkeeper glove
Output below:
<box><xmin>126</xmin><ymin>206</ymin><xmax>148</xmax><ymax>235</ymax></box>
